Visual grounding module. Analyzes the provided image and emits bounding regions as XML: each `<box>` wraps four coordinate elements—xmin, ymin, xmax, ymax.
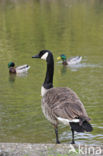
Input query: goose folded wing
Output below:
<box><xmin>53</xmin><ymin>101</ymin><xmax>89</xmax><ymax>121</ymax></box>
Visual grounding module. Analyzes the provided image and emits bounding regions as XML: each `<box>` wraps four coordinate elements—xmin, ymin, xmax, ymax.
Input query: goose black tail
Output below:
<box><xmin>70</xmin><ymin>119</ymin><xmax>93</xmax><ymax>132</ymax></box>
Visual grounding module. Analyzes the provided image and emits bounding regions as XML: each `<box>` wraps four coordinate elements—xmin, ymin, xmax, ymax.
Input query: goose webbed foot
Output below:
<box><xmin>56</xmin><ymin>140</ymin><xmax>60</xmax><ymax>144</ymax></box>
<box><xmin>70</xmin><ymin>140</ymin><xmax>75</xmax><ymax>144</ymax></box>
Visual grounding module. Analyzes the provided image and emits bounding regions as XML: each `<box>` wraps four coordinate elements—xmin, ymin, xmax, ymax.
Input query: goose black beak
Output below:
<box><xmin>32</xmin><ymin>54</ymin><xmax>40</xmax><ymax>58</ymax></box>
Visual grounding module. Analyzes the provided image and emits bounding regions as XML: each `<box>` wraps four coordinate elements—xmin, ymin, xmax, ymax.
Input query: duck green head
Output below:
<box><xmin>8</xmin><ymin>62</ymin><xmax>15</xmax><ymax>68</ymax></box>
<box><xmin>57</xmin><ymin>54</ymin><xmax>66</xmax><ymax>61</ymax></box>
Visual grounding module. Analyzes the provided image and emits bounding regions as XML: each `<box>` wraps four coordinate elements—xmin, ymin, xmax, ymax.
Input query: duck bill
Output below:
<box><xmin>57</xmin><ymin>56</ymin><xmax>61</xmax><ymax>60</ymax></box>
<box><xmin>32</xmin><ymin>54</ymin><xmax>40</xmax><ymax>58</ymax></box>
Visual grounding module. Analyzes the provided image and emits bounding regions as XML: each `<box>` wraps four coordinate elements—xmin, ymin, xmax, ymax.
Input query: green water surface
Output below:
<box><xmin>0</xmin><ymin>0</ymin><xmax>103</xmax><ymax>145</ymax></box>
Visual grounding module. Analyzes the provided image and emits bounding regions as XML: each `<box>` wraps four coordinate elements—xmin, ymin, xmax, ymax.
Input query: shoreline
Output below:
<box><xmin>0</xmin><ymin>143</ymin><xmax>103</xmax><ymax>156</ymax></box>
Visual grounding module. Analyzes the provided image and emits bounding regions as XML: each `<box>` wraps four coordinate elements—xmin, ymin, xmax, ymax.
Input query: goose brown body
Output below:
<box><xmin>42</xmin><ymin>87</ymin><xmax>89</xmax><ymax>126</ymax></box>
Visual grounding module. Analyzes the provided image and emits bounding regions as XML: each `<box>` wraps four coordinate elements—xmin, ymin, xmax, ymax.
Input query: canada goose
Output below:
<box><xmin>8</xmin><ymin>62</ymin><xmax>30</xmax><ymax>74</ymax></box>
<box><xmin>57</xmin><ymin>54</ymin><xmax>82</xmax><ymax>65</ymax></box>
<box><xmin>32</xmin><ymin>50</ymin><xmax>93</xmax><ymax>144</ymax></box>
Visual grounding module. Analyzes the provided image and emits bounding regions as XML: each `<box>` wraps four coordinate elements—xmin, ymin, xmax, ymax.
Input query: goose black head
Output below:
<box><xmin>32</xmin><ymin>50</ymin><xmax>53</xmax><ymax>63</ymax></box>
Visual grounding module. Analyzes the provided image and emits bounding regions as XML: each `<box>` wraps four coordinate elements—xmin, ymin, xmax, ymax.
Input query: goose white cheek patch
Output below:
<box><xmin>41</xmin><ymin>52</ymin><xmax>48</xmax><ymax>60</ymax></box>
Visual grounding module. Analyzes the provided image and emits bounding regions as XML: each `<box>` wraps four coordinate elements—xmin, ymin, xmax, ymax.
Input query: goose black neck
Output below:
<box><xmin>43</xmin><ymin>53</ymin><xmax>54</xmax><ymax>89</ymax></box>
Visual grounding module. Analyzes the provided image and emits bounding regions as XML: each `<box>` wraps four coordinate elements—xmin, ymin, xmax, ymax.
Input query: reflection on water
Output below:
<box><xmin>60</xmin><ymin>130</ymin><xmax>103</xmax><ymax>145</ymax></box>
<box><xmin>9</xmin><ymin>72</ymin><xmax>29</xmax><ymax>83</ymax></box>
<box><xmin>68</xmin><ymin>63</ymin><xmax>103</xmax><ymax>72</ymax></box>
<box><xmin>0</xmin><ymin>0</ymin><xmax>103</xmax><ymax>144</ymax></box>
<box><xmin>69</xmin><ymin>63</ymin><xmax>103</xmax><ymax>71</ymax></box>
<box><xmin>9</xmin><ymin>74</ymin><xmax>16</xmax><ymax>83</ymax></box>
<box><xmin>57</xmin><ymin>59</ymin><xmax>103</xmax><ymax>72</ymax></box>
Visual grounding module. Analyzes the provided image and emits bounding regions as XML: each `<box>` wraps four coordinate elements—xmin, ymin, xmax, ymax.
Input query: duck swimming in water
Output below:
<box><xmin>57</xmin><ymin>54</ymin><xmax>82</xmax><ymax>65</ymax></box>
<box><xmin>8</xmin><ymin>62</ymin><xmax>30</xmax><ymax>74</ymax></box>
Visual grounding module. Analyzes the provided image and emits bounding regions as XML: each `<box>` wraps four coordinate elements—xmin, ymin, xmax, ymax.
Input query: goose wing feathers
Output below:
<box><xmin>42</xmin><ymin>87</ymin><xmax>89</xmax><ymax>121</ymax></box>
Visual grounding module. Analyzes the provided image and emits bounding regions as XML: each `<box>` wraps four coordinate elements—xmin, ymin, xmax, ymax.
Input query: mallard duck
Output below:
<box><xmin>57</xmin><ymin>54</ymin><xmax>82</xmax><ymax>65</ymax></box>
<box><xmin>32</xmin><ymin>50</ymin><xmax>93</xmax><ymax>144</ymax></box>
<box><xmin>8</xmin><ymin>62</ymin><xmax>30</xmax><ymax>74</ymax></box>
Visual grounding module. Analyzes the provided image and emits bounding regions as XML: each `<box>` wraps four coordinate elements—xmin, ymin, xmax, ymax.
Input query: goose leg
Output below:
<box><xmin>54</xmin><ymin>125</ymin><xmax>60</xmax><ymax>144</ymax></box>
<box><xmin>71</xmin><ymin>128</ymin><xmax>75</xmax><ymax>144</ymax></box>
